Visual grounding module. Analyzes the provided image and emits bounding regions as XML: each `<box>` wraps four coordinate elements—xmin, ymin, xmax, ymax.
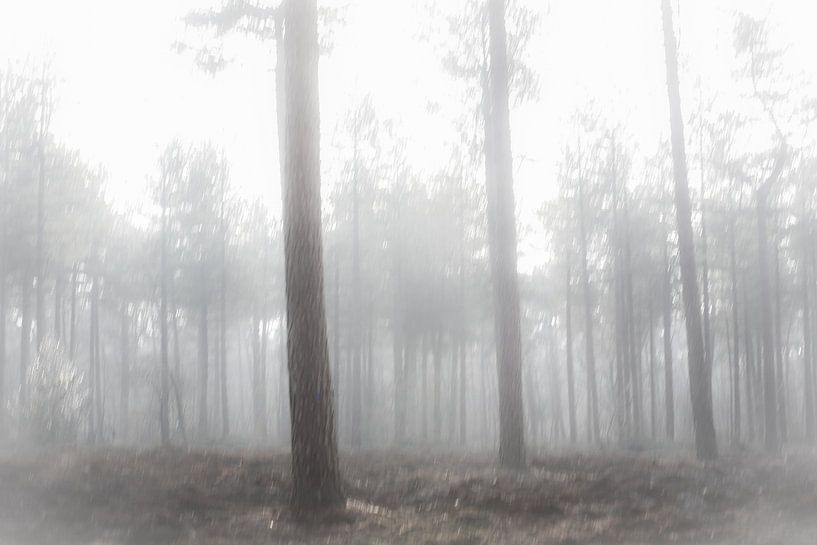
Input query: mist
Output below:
<box><xmin>0</xmin><ymin>0</ymin><xmax>815</xmax><ymax>544</ymax></box>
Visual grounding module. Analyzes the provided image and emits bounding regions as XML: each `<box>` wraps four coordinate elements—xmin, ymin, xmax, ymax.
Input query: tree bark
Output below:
<box><xmin>19</xmin><ymin>268</ymin><xmax>31</xmax><ymax>409</ymax></box>
<box><xmin>578</xmin><ymin>154</ymin><xmax>600</xmax><ymax>444</ymax></box>
<box><xmin>729</xmin><ymin>210</ymin><xmax>741</xmax><ymax>443</ymax></box>
<box><xmin>803</xmin><ymin>222</ymin><xmax>815</xmax><ymax>441</ymax></box>
<box><xmin>756</xmin><ymin>186</ymin><xmax>779</xmax><ymax>452</ymax></box>
<box><xmin>660</xmin><ymin>0</ymin><xmax>718</xmax><ymax>460</ymax></box>
<box><xmin>484</xmin><ymin>0</ymin><xmax>526</xmax><ymax>468</ymax></box>
<box><xmin>565</xmin><ymin>254</ymin><xmax>577</xmax><ymax>443</ymax></box>
<box><xmin>120</xmin><ymin>303</ymin><xmax>130</xmax><ymax>442</ymax></box>
<box><xmin>282</xmin><ymin>0</ymin><xmax>343</xmax><ymax>510</ymax></box>
<box><xmin>663</xmin><ymin>238</ymin><xmax>675</xmax><ymax>440</ymax></box>
<box><xmin>159</xmin><ymin>172</ymin><xmax>171</xmax><ymax>446</ymax></box>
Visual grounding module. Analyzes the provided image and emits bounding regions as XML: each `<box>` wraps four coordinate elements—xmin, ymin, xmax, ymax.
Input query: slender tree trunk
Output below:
<box><xmin>773</xmin><ymin>239</ymin><xmax>787</xmax><ymax>441</ymax></box>
<box><xmin>660</xmin><ymin>0</ymin><xmax>718</xmax><ymax>460</ymax></box>
<box><xmin>662</xmin><ymin>230</ymin><xmax>675</xmax><ymax>441</ymax></box>
<box><xmin>0</xmin><ymin>275</ymin><xmax>4</xmax><ymax>430</ymax></box>
<box><xmin>565</xmin><ymin>255</ymin><xmax>577</xmax><ymax>443</ymax></box>
<box><xmin>624</xmin><ymin>202</ymin><xmax>642</xmax><ymax>441</ymax></box>
<box><xmin>350</xmin><ymin>137</ymin><xmax>362</xmax><ymax>450</ymax></box>
<box><xmin>459</xmin><ymin>334</ymin><xmax>467</xmax><ymax>446</ymax></box>
<box><xmin>700</xmin><ymin>132</ymin><xmax>714</xmax><ymax>396</ymax></box>
<box><xmin>757</xmin><ymin>186</ymin><xmax>779</xmax><ymax>452</ymax></box>
<box><xmin>69</xmin><ymin>266</ymin><xmax>77</xmax><ymax>361</ymax></box>
<box><xmin>282</xmin><ymin>0</ymin><xmax>343</xmax><ymax>510</ymax></box>
<box><xmin>421</xmin><ymin>332</ymin><xmax>428</xmax><ymax>443</ymax></box>
<box><xmin>20</xmin><ymin>268</ymin><xmax>31</xmax><ymax>409</ymax></box>
<box><xmin>252</xmin><ymin>313</ymin><xmax>265</xmax><ymax>438</ymax></box>
<box><xmin>578</xmin><ymin>163</ymin><xmax>600</xmax><ymax>444</ymax></box>
<box><xmin>649</xmin><ymin>297</ymin><xmax>657</xmax><ymax>440</ymax></box>
<box><xmin>219</xmin><ymin>182</ymin><xmax>229</xmax><ymax>440</ymax></box>
<box><xmin>120</xmin><ymin>303</ymin><xmax>130</xmax><ymax>443</ymax></box>
<box><xmin>88</xmin><ymin>274</ymin><xmax>98</xmax><ymax>444</ymax></box>
<box><xmin>729</xmin><ymin>210</ymin><xmax>741</xmax><ymax>443</ymax></box>
<box><xmin>803</xmin><ymin>224</ymin><xmax>815</xmax><ymax>441</ymax></box>
<box><xmin>260</xmin><ymin>318</ymin><xmax>269</xmax><ymax>439</ymax></box>
<box><xmin>484</xmin><ymin>0</ymin><xmax>525</xmax><ymax>468</ymax></box>
<box><xmin>744</xmin><ymin>291</ymin><xmax>756</xmax><ymax>442</ymax></box>
<box><xmin>53</xmin><ymin>272</ymin><xmax>62</xmax><ymax>344</ymax></box>
<box><xmin>197</xmin><ymin>293</ymin><xmax>209</xmax><ymax>440</ymax></box>
<box><xmin>35</xmin><ymin>73</ymin><xmax>47</xmax><ymax>354</ymax></box>
<box><xmin>433</xmin><ymin>329</ymin><xmax>442</xmax><ymax>444</ymax></box>
<box><xmin>159</xmin><ymin>175</ymin><xmax>171</xmax><ymax>446</ymax></box>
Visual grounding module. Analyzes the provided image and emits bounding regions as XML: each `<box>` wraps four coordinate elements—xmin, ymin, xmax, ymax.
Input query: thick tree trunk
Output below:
<box><xmin>660</xmin><ymin>0</ymin><xmax>717</xmax><ymax>460</ymax></box>
<box><xmin>282</xmin><ymin>0</ymin><xmax>343</xmax><ymax>510</ymax></box>
<box><xmin>484</xmin><ymin>0</ymin><xmax>526</xmax><ymax>468</ymax></box>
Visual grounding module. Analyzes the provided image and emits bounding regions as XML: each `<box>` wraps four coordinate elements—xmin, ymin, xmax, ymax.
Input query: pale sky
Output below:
<box><xmin>0</xmin><ymin>0</ymin><xmax>815</xmax><ymax>270</ymax></box>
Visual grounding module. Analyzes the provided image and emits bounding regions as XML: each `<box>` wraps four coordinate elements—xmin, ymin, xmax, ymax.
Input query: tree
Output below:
<box><xmin>660</xmin><ymin>0</ymin><xmax>718</xmax><ymax>460</ymax></box>
<box><xmin>485</xmin><ymin>0</ymin><xmax>525</xmax><ymax>468</ymax></box>
<box><xmin>282</xmin><ymin>0</ymin><xmax>344</xmax><ymax>511</ymax></box>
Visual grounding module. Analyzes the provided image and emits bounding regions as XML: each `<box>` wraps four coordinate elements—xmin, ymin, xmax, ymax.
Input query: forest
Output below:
<box><xmin>0</xmin><ymin>0</ymin><xmax>816</xmax><ymax>543</ymax></box>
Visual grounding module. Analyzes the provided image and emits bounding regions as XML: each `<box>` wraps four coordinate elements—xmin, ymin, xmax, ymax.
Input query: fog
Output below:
<box><xmin>0</xmin><ymin>0</ymin><xmax>815</xmax><ymax>544</ymax></box>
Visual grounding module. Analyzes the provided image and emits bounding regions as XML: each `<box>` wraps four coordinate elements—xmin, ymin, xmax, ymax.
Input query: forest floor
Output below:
<box><xmin>0</xmin><ymin>445</ymin><xmax>815</xmax><ymax>545</ymax></box>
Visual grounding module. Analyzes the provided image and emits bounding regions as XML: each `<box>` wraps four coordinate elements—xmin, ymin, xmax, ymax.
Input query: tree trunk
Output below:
<box><xmin>756</xmin><ymin>186</ymin><xmax>779</xmax><ymax>452</ymax></box>
<box><xmin>660</xmin><ymin>0</ymin><xmax>718</xmax><ymax>460</ymax></box>
<box><xmin>282</xmin><ymin>0</ymin><xmax>343</xmax><ymax>510</ymax></box>
<box><xmin>19</xmin><ymin>268</ymin><xmax>31</xmax><ymax>409</ymax></box>
<box><xmin>729</xmin><ymin>210</ymin><xmax>741</xmax><ymax>443</ymax></box>
<box><xmin>0</xmin><ymin>274</ymin><xmax>4</xmax><ymax>431</ymax></box>
<box><xmin>197</xmin><ymin>294</ymin><xmax>209</xmax><ymax>440</ymax></box>
<box><xmin>744</xmin><ymin>290</ymin><xmax>756</xmax><ymax>442</ymax></box>
<box><xmin>350</xmin><ymin>137</ymin><xmax>362</xmax><ymax>450</ymax></box>
<box><xmin>803</xmin><ymin>223</ymin><xmax>815</xmax><ymax>441</ymax></box>
<box><xmin>252</xmin><ymin>313</ymin><xmax>266</xmax><ymax>438</ymax></box>
<box><xmin>565</xmin><ymin>255</ymin><xmax>577</xmax><ymax>443</ymax></box>
<box><xmin>663</xmin><ymin>238</ymin><xmax>675</xmax><ymax>441</ymax></box>
<box><xmin>648</xmin><ymin>297</ymin><xmax>657</xmax><ymax>440</ymax></box>
<box><xmin>578</xmin><ymin>158</ymin><xmax>600</xmax><ymax>444</ymax></box>
<box><xmin>483</xmin><ymin>0</ymin><xmax>526</xmax><ymax>468</ymax></box>
<box><xmin>35</xmin><ymin>74</ymin><xmax>47</xmax><ymax>354</ymax></box>
<box><xmin>773</xmin><ymin>238</ymin><xmax>787</xmax><ymax>441</ymax></box>
<box><xmin>120</xmin><ymin>303</ymin><xmax>130</xmax><ymax>442</ymax></box>
<box><xmin>69</xmin><ymin>266</ymin><xmax>77</xmax><ymax>361</ymax></box>
<box><xmin>433</xmin><ymin>329</ymin><xmax>442</xmax><ymax>444</ymax></box>
<box><xmin>219</xmin><ymin>185</ymin><xmax>229</xmax><ymax>440</ymax></box>
<box><xmin>159</xmin><ymin>175</ymin><xmax>171</xmax><ymax>446</ymax></box>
